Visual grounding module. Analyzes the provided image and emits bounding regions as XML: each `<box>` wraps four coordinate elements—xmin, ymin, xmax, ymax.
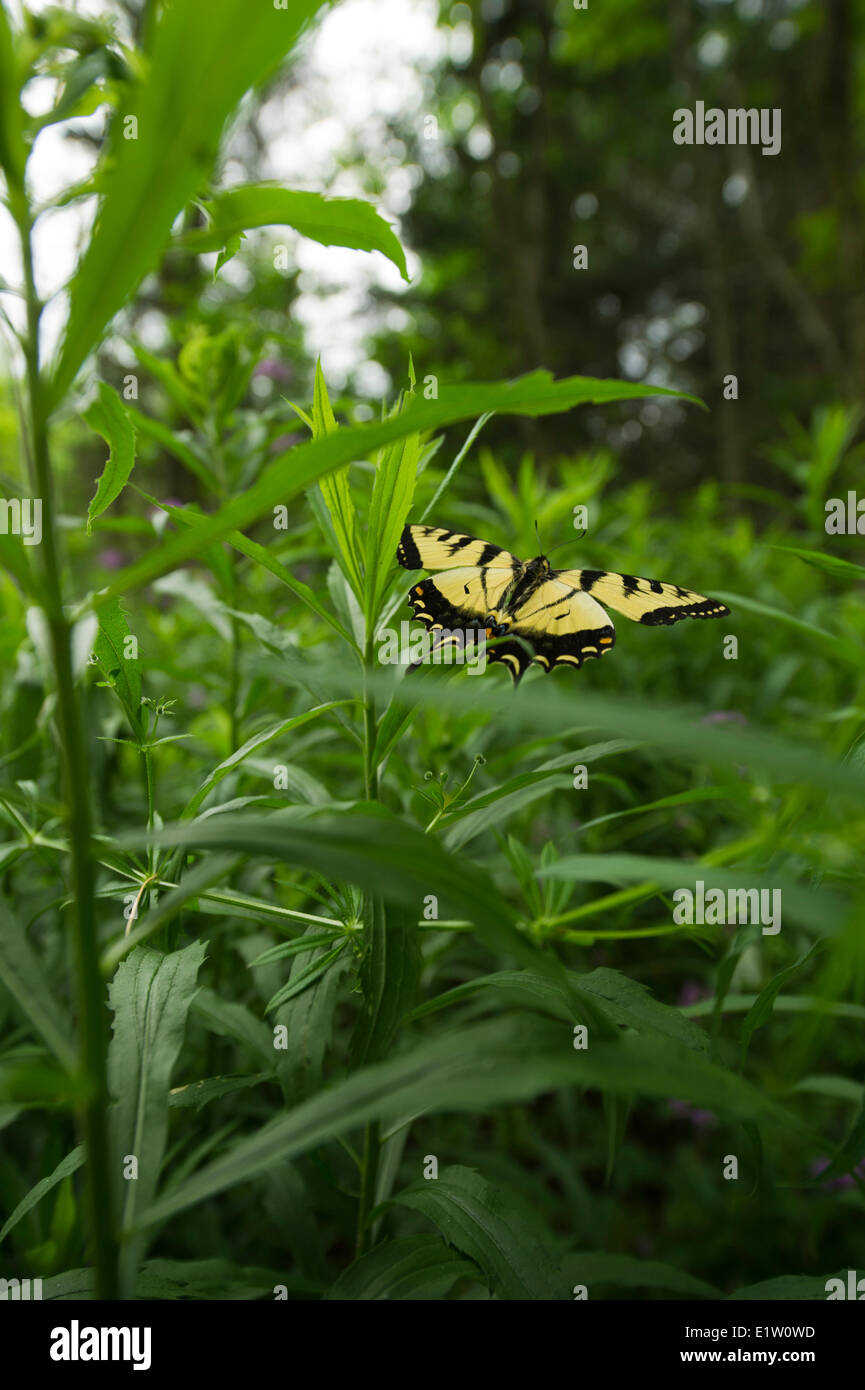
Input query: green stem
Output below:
<box><xmin>362</xmin><ymin>631</ymin><xmax>377</xmax><ymax>800</ymax></box>
<box><xmin>355</xmin><ymin>1118</ymin><xmax>380</xmax><ymax>1257</ymax></box>
<box><xmin>12</xmin><ymin>189</ymin><xmax>118</xmax><ymax>1300</ymax></box>
<box><xmin>356</xmin><ymin>626</ymin><xmax>380</xmax><ymax>1248</ymax></box>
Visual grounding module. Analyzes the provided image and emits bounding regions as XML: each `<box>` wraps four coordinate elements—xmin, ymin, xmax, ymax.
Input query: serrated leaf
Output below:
<box><xmin>84</xmin><ymin>382</ymin><xmax>137</xmax><ymax>533</ymax></box>
<box><xmin>108</xmin><ymin>940</ymin><xmax>207</xmax><ymax>1295</ymax></box>
<box><xmin>135</xmin><ymin>1014</ymin><xmax>799</xmax><ymax>1233</ymax></box>
<box><xmin>180</xmin><ymin>184</ymin><xmax>409</xmax><ymax>281</ymax></box>
<box><xmin>389</xmin><ymin>1166</ymin><xmax>563</xmax><ymax>1300</ymax></box>
<box><xmin>91</xmin><ymin>595</ymin><xmax>142</xmax><ymax>726</ymax></box>
<box><xmin>326</xmin><ymin>1234</ymin><xmax>479</xmax><ymax>1300</ymax></box>
<box><xmin>349</xmin><ymin>899</ymin><xmax>420</xmax><ymax>1068</ymax></box>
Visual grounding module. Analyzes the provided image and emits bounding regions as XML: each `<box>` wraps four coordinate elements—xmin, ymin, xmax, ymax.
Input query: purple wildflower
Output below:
<box><xmin>254</xmin><ymin>359</ymin><xmax>293</xmax><ymax>382</ymax></box>
<box><xmin>810</xmin><ymin>1157</ymin><xmax>865</xmax><ymax>1192</ymax></box>
<box><xmin>669</xmin><ymin>1099</ymin><xmax>716</xmax><ymax>1130</ymax></box>
<box><xmin>98</xmin><ymin>548</ymin><xmax>125</xmax><ymax>570</ymax></box>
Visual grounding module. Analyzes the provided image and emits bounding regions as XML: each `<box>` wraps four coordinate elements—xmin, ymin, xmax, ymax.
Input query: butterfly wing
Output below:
<box><xmin>498</xmin><ymin>577</ymin><xmax>616</xmax><ymax>681</ymax></box>
<box><xmin>406</xmin><ymin>567</ymin><xmax>516</xmax><ymax>632</ymax></box>
<box><xmin>397</xmin><ymin>523</ymin><xmax>520</xmax><ymax>576</ymax></box>
<box><xmin>559</xmin><ymin>568</ymin><xmax>729</xmax><ymax>626</ymax></box>
<box><xmin>398</xmin><ymin>524</ymin><xmax>521</xmax><ymax>633</ymax></box>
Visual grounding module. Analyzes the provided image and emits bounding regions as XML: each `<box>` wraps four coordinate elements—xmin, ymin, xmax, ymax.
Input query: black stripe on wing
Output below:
<box><xmin>397</xmin><ymin>525</ymin><xmax>424</xmax><ymax>570</ymax></box>
<box><xmin>639</xmin><ymin>598</ymin><xmax>729</xmax><ymax>626</ymax></box>
<box><xmin>406</xmin><ymin>577</ymin><xmax>487</xmax><ymax>630</ymax></box>
<box><xmin>488</xmin><ymin>624</ymin><xmax>616</xmax><ymax>684</ymax></box>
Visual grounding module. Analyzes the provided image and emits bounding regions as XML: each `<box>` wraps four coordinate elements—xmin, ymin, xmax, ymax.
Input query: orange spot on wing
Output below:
<box><xmin>415</xmin><ymin>585</ymin><xmax>423</xmax><ymax>594</ymax></box>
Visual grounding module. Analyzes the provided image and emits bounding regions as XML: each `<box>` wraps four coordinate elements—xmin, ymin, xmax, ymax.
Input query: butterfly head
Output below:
<box><xmin>525</xmin><ymin>554</ymin><xmax>551</xmax><ymax>576</ymax></box>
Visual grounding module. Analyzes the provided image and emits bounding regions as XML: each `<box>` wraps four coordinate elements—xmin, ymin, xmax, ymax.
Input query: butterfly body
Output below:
<box><xmin>397</xmin><ymin>524</ymin><xmax>730</xmax><ymax>682</ymax></box>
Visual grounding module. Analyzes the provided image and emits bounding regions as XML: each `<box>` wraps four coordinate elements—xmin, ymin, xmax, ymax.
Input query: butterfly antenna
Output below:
<box><xmin>534</xmin><ymin>519</ymin><xmax>543</xmax><ymax>554</ymax></box>
<box><xmin>546</xmin><ymin>532</ymin><xmax>586</xmax><ymax>560</ymax></box>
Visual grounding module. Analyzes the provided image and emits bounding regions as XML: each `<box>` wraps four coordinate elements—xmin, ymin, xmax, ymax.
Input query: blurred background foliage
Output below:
<box><xmin>1</xmin><ymin>0</ymin><xmax>864</xmax><ymax>1300</ymax></box>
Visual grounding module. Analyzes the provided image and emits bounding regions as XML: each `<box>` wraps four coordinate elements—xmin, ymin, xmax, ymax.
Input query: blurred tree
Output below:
<box><xmin>372</xmin><ymin>0</ymin><xmax>864</xmax><ymax>488</ymax></box>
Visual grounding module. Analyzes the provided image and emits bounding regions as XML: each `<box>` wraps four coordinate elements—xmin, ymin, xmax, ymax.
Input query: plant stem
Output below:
<box><xmin>355</xmin><ymin>1118</ymin><xmax>380</xmax><ymax>1257</ymax></box>
<box><xmin>356</xmin><ymin>626</ymin><xmax>381</xmax><ymax>1249</ymax></box>
<box><xmin>362</xmin><ymin>631</ymin><xmax>377</xmax><ymax>799</ymax></box>
<box><xmin>12</xmin><ymin>188</ymin><xmax>118</xmax><ymax>1300</ymax></box>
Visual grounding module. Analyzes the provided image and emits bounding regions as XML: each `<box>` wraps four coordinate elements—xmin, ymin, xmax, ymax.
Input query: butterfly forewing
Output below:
<box><xmin>397</xmin><ymin>524</ymin><xmax>520</xmax><ymax>577</ymax></box>
<box><xmin>559</xmin><ymin>568</ymin><xmax>729</xmax><ymax>626</ymax></box>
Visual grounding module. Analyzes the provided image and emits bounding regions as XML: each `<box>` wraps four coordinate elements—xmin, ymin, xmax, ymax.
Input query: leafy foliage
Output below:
<box><xmin>0</xmin><ymin>0</ymin><xmax>863</xmax><ymax>1305</ymax></box>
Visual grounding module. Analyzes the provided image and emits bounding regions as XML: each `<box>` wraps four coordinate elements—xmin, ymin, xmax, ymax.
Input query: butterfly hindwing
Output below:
<box><xmin>504</xmin><ymin>580</ymin><xmax>616</xmax><ymax>675</ymax></box>
<box><xmin>407</xmin><ymin>569</ymin><xmax>502</xmax><ymax>630</ymax></box>
<box><xmin>562</xmin><ymin>569</ymin><xmax>729</xmax><ymax>626</ymax></box>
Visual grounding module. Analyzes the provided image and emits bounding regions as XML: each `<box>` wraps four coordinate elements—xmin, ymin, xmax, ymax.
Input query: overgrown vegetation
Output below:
<box><xmin>0</xmin><ymin>0</ymin><xmax>863</xmax><ymax>1302</ymax></box>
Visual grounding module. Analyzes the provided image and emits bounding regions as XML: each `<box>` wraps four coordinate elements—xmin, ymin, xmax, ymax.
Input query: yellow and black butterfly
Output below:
<box><xmin>397</xmin><ymin>523</ymin><xmax>730</xmax><ymax>682</ymax></box>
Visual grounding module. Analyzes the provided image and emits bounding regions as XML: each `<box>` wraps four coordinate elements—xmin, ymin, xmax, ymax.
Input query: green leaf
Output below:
<box><xmin>91</xmin><ymin>595</ymin><xmax>142</xmax><ymax>728</ymax></box>
<box><xmin>271</xmin><ymin>924</ymin><xmax>353</xmax><ymax>1100</ymax></box>
<box><xmin>809</xmin><ymin>1092</ymin><xmax>865</xmax><ymax>1186</ymax></box>
<box><xmin>727</xmin><ymin>1272</ymin><xmax>845</xmax><ymax>1300</ymax></box>
<box><xmin>362</xmin><ymin>676</ymin><xmax>865</xmax><ymax>804</ymax></box>
<box><xmin>108</xmin><ymin>940</ymin><xmax>207</xmax><ymax>1296</ymax></box>
<box><xmin>221</xmin><ymin>529</ymin><xmax>355</xmax><ymax>648</ymax></box>
<box><xmin>124</xmin><ymin>406</ymin><xmax>219</xmax><ymax>491</ymax></box>
<box><xmin>49</xmin><ymin>0</ymin><xmax>327</xmax><ymax>407</ymax></box>
<box><xmin>0</xmin><ymin>1145</ymin><xmax>85</xmax><ymax>1247</ymax></box>
<box><xmin>0</xmin><ymin>896</ymin><xmax>76</xmax><ymax>1071</ymax></box>
<box><xmin>168</xmin><ymin>1073</ymin><xmax>271</xmax><ymax>1111</ymax></box>
<box><xmin>180</xmin><ymin>184</ymin><xmax>408</xmax><ymax>281</ymax></box>
<box><xmin>181</xmin><ymin>703</ymin><xmax>350</xmax><ymax>820</ymax></box>
<box><xmin>538</xmin><ymin>852</ymin><xmax>841</xmax><ymax>936</ymax></box>
<box><xmin>389</xmin><ymin>1166</ymin><xmax>563</xmax><ymax>1300</ymax></box>
<box><xmin>84</xmin><ymin>382</ymin><xmax>137</xmax><ymax>532</ymax></box>
<box><xmin>769</xmin><ymin>543</ymin><xmax>865</xmax><ymax>580</ymax></box>
<box><xmin>307</xmin><ymin>362</ymin><xmax>365</xmax><ymax>597</ymax></box>
<box><xmin>96</xmin><ymin>371</ymin><xmax>705</xmax><ymax>603</ymax></box>
<box><xmin>264</xmin><ymin>940</ymin><xmax>348</xmax><ymax>1013</ymax></box>
<box><xmin>577</xmin><ymin>967</ymin><xmax>711</xmax><ymax>1051</ymax></box>
<box><xmin>563</xmin><ymin>1251</ymin><xmax>719</xmax><ymax>1299</ymax></box>
<box><xmin>0</xmin><ymin>528</ymin><xmax>36</xmax><ymax>598</ymax></box>
<box><xmin>408</xmin><ymin>965</ymin><xmax>710</xmax><ymax>1054</ymax></box>
<box><xmin>366</xmin><ymin>400</ymin><xmax>420</xmax><ymax>623</ymax></box>
<box><xmin>191</xmin><ymin>988</ymin><xmax>274</xmax><ymax>1071</ymax></box>
<box><xmin>247</xmin><ymin>932</ymin><xmax>344</xmax><ymax>968</ymax></box>
<box><xmin>123</xmin><ymin>806</ymin><xmax>541</xmax><ymax>972</ymax></box>
<box><xmin>418</xmin><ymin>412</ymin><xmax>493</xmax><ymax>522</ymax></box>
<box><xmin>101</xmin><ymin>854</ymin><xmax>238</xmax><ymax>969</ymax></box>
<box><xmin>134</xmin><ymin>1014</ymin><xmax>800</xmax><ymax>1233</ymax></box>
<box><xmin>349</xmin><ymin>900</ymin><xmax>420</xmax><ymax>1068</ymax></box>
<box><xmin>325</xmin><ymin>1235</ymin><xmax>479</xmax><ymax>1300</ymax></box>
<box><xmin>439</xmin><ymin>742</ymin><xmax>630</xmax><ymax>850</ymax></box>
<box><xmin>739</xmin><ymin>942</ymin><xmax>822</xmax><ymax>1066</ymax></box>
<box><xmin>0</xmin><ymin>5</ymin><xmax>25</xmax><ymax>186</ymax></box>
<box><xmin>712</xmin><ymin>589</ymin><xmax>860</xmax><ymax>664</ymax></box>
